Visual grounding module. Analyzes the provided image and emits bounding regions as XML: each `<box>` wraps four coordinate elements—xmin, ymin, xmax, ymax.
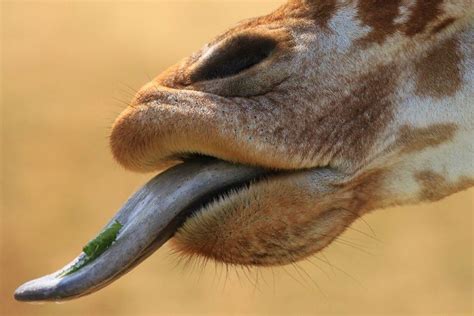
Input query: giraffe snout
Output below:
<box><xmin>109</xmin><ymin>83</ymin><xmax>257</xmax><ymax>172</ymax></box>
<box><xmin>110</xmin><ymin>76</ymin><xmax>315</xmax><ymax>172</ymax></box>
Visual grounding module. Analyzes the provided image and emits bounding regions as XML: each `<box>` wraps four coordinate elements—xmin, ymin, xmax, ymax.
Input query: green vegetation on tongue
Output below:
<box><xmin>58</xmin><ymin>220</ymin><xmax>123</xmax><ymax>277</ymax></box>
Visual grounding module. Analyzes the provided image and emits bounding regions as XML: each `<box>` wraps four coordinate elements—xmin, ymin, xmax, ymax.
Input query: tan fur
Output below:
<box><xmin>415</xmin><ymin>170</ymin><xmax>474</xmax><ymax>202</ymax></box>
<box><xmin>397</xmin><ymin>123</ymin><xmax>458</xmax><ymax>154</ymax></box>
<box><xmin>111</xmin><ymin>0</ymin><xmax>474</xmax><ymax>266</ymax></box>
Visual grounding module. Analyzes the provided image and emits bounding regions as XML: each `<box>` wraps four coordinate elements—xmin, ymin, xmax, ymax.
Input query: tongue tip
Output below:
<box><xmin>14</xmin><ymin>284</ymin><xmax>44</xmax><ymax>302</ymax></box>
<box><xmin>14</xmin><ymin>274</ymin><xmax>66</xmax><ymax>302</ymax></box>
<box><xmin>14</xmin><ymin>281</ymin><xmax>48</xmax><ymax>302</ymax></box>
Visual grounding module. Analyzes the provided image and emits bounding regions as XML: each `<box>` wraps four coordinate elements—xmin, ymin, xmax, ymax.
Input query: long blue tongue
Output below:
<box><xmin>14</xmin><ymin>159</ymin><xmax>265</xmax><ymax>302</ymax></box>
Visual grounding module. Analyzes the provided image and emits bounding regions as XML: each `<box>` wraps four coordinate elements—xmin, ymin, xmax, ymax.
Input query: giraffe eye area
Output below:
<box><xmin>190</xmin><ymin>34</ymin><xmax>278</xmax><ymax>82</ymax></box>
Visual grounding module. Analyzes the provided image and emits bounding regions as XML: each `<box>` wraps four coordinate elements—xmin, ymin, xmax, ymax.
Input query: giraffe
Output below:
<box><xmin>15</xmin><ymin>0</ymin><xmax>473</xmax><ymax>301</ymax></box>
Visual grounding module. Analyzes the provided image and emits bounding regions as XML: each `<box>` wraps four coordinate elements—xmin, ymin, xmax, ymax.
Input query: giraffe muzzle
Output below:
<box><xmin>14</xmin><ymin>158</ymin><xmax>272</xmax><ymax>302</ymax></box>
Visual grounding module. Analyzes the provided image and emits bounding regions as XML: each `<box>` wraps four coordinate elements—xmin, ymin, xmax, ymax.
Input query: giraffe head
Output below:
<box><xmin>110</xmin><ymin>0</ymin><xmax>473</xmax><ymax>265</ymax></box>
<box><xmin>15</xmin><ymin>0</ymin><xmax>473</xmax><ymax>301</ymax></box>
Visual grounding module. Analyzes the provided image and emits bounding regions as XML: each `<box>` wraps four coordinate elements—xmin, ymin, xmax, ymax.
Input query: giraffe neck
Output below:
<box><xmin>368</xmin><ymin>22</ymin><xmax>474</xmax><ymax>207</ymax></box>
<box><xmin>316</xmin><ymin>1</ymin><xmax>474</xmax><ymax>207</ymax></box>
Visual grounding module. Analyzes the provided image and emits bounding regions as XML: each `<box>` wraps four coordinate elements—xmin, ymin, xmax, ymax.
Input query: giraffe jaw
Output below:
<box><xmin>14</xmin><ymin>158</ymin><xmax>277</xmax><ymax>302</ymax></box>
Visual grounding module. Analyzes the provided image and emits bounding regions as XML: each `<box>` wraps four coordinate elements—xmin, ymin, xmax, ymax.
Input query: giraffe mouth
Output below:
<box><xmin>14</xmin><ymin>157</ymin><xmax>287</xmax><ymax>302</ymax></box>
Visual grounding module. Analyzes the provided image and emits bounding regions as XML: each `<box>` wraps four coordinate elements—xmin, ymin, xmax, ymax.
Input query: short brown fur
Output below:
<box><xmin>416</xmin><ymin>171</ymin><xmax>474</xmax><ymax>202</ymax></box>
<box><xmin>431</xmin><ymin>17</ymin><xmax>457</xmax><ymax>34</ymax></box>
<box><xmin>397</xmin><ymin>123</ymin><xmax>458</xmax><ymax>154</ymax></box>
<box><xmin>404</xmin><ymin>0</ymin><xmax>445</xmax><ymax>36</ymax></box>
<box><xmin>357</xmin><ymin>0</ymin><xmax>403</xmax><ymax>45</ymax></box>
<box><xmin>415</xmin><ymin>36</ymin><xmax>462</xmax><ymax>98</ymax></box>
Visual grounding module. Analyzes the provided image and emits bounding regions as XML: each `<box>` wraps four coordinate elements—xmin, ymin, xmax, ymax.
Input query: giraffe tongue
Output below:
<box><xmin>14</xmin><ymin>158</ymin><xmax>266</xmax><ymax>302</ymax></box>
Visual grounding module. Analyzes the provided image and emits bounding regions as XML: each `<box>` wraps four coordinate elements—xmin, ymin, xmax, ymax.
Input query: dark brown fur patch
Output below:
<box><xmin>302</xmin><ymin>64</ymin><xmax>398</xmax><ymax>167</ymax></box>
<box><xmin>415</xmin><ymin>171</ymin><xmax>474</xmax><ymax>201</ymax></box>
<box><xmin>431</xmin><ymin>17</ymin><xmax>456</xmax><ymax>34</ymax></box>
<box><xmin>357</xmin><ymin>0</ymin><xmax>403</xmax><ymax>45</ymax></box>
<box><xmin>397</xmin><ymin>123</ymin><xmax>458</xmax><ymax>154</ymax></box>
<box><xmin>414</xmin><ymin>37</ymin><xmax>462</xmax><ymax>98</ymax></box>
<box><xmin>404</xmin><ymin>0</ymin><xmax>444</xmax><ymax>36</ymax></box>
<box><xmin>305</xmin><ymin>0</ymin><xmax>338</xmax><ymax>27</ymax></box>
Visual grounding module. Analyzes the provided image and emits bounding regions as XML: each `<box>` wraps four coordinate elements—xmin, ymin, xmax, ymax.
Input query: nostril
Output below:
<box><xmin>190</xmin><ymin>34</ymin><xmax>278</xmax><ymax>82</ymax></box>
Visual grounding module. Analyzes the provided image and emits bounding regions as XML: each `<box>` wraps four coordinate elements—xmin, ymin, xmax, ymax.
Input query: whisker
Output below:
<box><xmin>257</xmin><ymin>267</ymin><xmax>271</xmax><ymax>289</ymax></box>
<box><xmin>216</xmin><ymin>261</ymin><xmax>225</xmax><ymax>288</ymax></box>
<box><xmin>304</xmin><ymin>257</ymin><xmax>331</xmax><ymax>280</ymax></box>
<box><xmin>290</xmin><ymin>263</ymin><xmax>310</xmax><ymax>288</ymax></box>
<box><xmin>281</xmin><ymin>265</ymin><xmax>306</xmax><ymax>288</ymax></box>
<box><xmin>295</xmin><ymin>262</ymin><xmax>326</xmax><ymax>297</ymax></box>
<box><xmin>233</xmin><ymin>266</ymin><xmax>243</xmax><ymax>288</ymax></box>
<box><xmin>222</xmin><ymin>263</ymin><xmax>230</xmax><ymax>292</ymax></box>
<box><xmin>253</xmin><ymin>268</ymin><xmax>261</xmax><ymax>295</ymax></box>
<box><xmin>111</xmin><ymin>97</ymin><xmax>131</xmax><ymax>107</ymax></box>
<box><xmin>306</xmin><ymin>230</ymin><xmax>374</xmax><ymax>256</ymax></box>
<box><xmin>241</xmin><ymin>266</ymin><xmax>259</xmax><ymax>292</ymax></box>
<box><xmin>312</xmin><ymin>254</ymin><xmax>363</xmax><ymax>287</ymax></box>
<box><xmin>118</xmin><ymin>82</ymin><xmax>139</xmax><ymax>94</ymax></box>
<box><xmin>117</xmin><ymin>90</ymin><xmax>136</xmax><ymax>100</ymax></box>
<box><xmin>270</xmin><ymin>266</ymin><xmax>276</xmax><ymax>295</ymax></box>
<box><xmin>344</xmin><ymin>225</ymin><xmax>382</xmax><ymax>243</ymax></box>
<box><xmin>317</xmin><ymin>252</ymin><xmax>337</xmax><ymax>276</ymax></box>
<box><xmin>145</xmin><ymin>72</ymin><xmax>153</xmax><ymax>82</ymax></box>
<box><xmin>340</xmin><ymin>208</ymin><xmax>377</xmax><ymax>238</ymax></box>
<box><xmin>335</xmin><ymin>235</ymin><xmax>372</xmax><ymax>250</ymax></box>
<box><xmin>333</xmin><ymin>238</ymin><xmax>374</xmax><ymax>256</ymax></box>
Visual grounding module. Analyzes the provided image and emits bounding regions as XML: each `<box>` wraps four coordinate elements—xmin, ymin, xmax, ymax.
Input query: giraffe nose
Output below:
<box><xmin>130</xmin><ymin>81</ymin><xmax>167</xmax><ymax>107</ymax></box>
<box><xmin>110</xmin><ymin>101</ymin><xmax>181</xmax><ymax>172</ymax></box>
<box><xmin>110</xmin><ymin>78</ymin><xmax>309</xmax><ymax>172</ymax></box>
<box><xmin>109</xmin><ymin>82</ymin><xmax>228</xmax><ymax>172</ymax></box>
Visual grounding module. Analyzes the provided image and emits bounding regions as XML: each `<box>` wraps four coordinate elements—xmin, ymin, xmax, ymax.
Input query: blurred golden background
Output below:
<box><xmin>1</xmin><ymin>1</ymin><xmax>473</xmax><ymax>315</ymax></box>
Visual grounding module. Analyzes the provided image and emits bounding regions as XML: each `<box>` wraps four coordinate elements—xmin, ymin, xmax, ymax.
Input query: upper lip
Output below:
<box><xmin>14</xmin><ymin>157</ymin><xmax>284</xmax><ymax>302</ymax></box>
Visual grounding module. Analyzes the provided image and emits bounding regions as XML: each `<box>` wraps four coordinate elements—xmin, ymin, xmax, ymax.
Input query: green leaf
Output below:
<box><xmin>83</xmin><ymin>221</ymin><xmax>123</xmax><ymax>257</ymax></box>
<box><xmin>58</xmin><ymin>220</ymin><xmax>123</xmax><ymax>277</ymax></box>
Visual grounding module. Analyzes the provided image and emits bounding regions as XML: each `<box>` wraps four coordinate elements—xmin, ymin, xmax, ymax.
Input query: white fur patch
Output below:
<box><xmin>327</xmin><ymin>1</ymin><xmax>371</xmax><ymax>53</ymax></box>
<box><xmin>394</xmin><ymin>0</ymin><xmax>417</xmax><ymax>25</ymax></box>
